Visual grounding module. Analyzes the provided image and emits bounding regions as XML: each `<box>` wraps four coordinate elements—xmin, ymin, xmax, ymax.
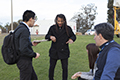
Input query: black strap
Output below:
<box><xmin>13</xmin><ymin>26</ymin><xmax>21</xmax><ymax>33</ymax></box>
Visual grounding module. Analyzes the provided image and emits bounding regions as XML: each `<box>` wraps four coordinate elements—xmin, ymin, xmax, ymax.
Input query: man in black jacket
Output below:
<box><xmin>15</xmin><ymin>10</ymin><xmax>40</xmax><ymax>80</ymax></box>
<box><xmin>45</xmin><ymin>14</ymin><xmax>76</xmax><ymax>80</ymax></box>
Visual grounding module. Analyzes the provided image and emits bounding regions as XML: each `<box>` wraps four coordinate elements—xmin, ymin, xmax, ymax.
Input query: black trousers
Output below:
<box><xmin>17</xmin><ymin>57</ymin><xmax>38</xmax><ymax>80</ymax></box>
<box><xmin>49</xmin><ymin>57</ymin><xmax>68</xmax><ymax>80</ymax></box>
<box><xmin>78</xmin><ymin>77</ymin><xmax>86</xmax><ymax>80</ymax></box>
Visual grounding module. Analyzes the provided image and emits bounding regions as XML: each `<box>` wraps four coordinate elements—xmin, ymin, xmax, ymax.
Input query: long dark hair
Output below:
<box><xmin>86</xmin><ymin>43</ymin><xmax>99</xmax><ymax>69</ymax></box>
<box><xmin>54</xmin><ymin>14</ymin><xmax>69</xmax><ymax>36</ymax></box>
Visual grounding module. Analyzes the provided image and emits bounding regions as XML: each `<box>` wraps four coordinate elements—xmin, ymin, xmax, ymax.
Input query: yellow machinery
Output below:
<box><xmin>113</xmin><ymin>6</ymin><xmax>120</xmax><ymax>37</ymax></box>
<box><xmin>113</xmin><ymin>0</ymin><xmax>120</xmax><ymax>37</ymax></box>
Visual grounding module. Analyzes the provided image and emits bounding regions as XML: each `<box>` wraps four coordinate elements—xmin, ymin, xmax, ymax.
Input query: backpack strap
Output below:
<box><xmin>13</xmin><ymin>26</ymin><xmax>21</xmax><ymax>33</ymax></box>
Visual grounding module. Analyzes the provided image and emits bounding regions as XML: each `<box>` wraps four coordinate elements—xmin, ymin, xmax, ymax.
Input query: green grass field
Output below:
<box><xmin>0</xmin><ymin>34</ymin><xmax>120</xmax><ymax>80</ymax></box>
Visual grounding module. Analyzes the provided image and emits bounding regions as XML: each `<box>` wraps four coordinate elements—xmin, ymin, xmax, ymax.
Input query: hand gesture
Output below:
<box><xmin>35</xmin><ymin>53</ymin><xmax>40</xmax><ymax>59</ymax></box>
<box><xmin>50</xmin><ymin>36</ymin><xmax>56</xmax><ymax>42</ymax></box>
<box><xmin>66</xmin><ymin>39</ymin><xmax>73</xmax><ymax>44</ymax></box>
<box><xmin>71</xmin><ymin>72</ymin><xmax>81</xmax><ymax>79</ymax></box>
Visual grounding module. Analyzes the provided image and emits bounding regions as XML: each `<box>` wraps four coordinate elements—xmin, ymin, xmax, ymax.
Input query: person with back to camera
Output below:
<box><xmin>93</xmin><ymin>22</ymin><xmax>120</xmax><ymax>80</ymax></box>
<box><xmin>45</xmin><ymin>14</ymin><xmax>76</xmax><ymax>80</ymax></box>
<box><xmin>71</xmin><ymin>43</ymin><xmax>99</xmax><ymax>80</ymax></box>
<box><xmin>14</xmin><ymin>10</ymin><xmax>40</xmax><ymax>80</ymax></box>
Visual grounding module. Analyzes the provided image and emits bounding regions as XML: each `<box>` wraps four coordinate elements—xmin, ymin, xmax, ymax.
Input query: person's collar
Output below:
<box><xmin>100</xmin><ymin>40</ymin><xmax>114</xmax><ymax>49</ymax></box>
<box><xmin>100</xmin><ymin>41</ymin><xmax>109</xmax><ymax>49</ymax></box>
<box><xmin>57</xmin><ymin>24</ymin><xmax>63</xmax><ymax>29</ymax></box>
<box><xmin>22</xmin><ymin>22</ymin><xmax>30</xmax><ymax>31</ymax></box>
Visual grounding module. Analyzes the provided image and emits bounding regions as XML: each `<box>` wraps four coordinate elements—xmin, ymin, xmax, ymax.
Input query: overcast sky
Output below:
<box><xmin>0</xmin><ymin>0</ymin><xmax>108</xmax><ymax>26</ymax></box>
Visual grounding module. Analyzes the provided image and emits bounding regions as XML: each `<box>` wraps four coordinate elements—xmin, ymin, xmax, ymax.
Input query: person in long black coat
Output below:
<box><xmin>45</xmin><ymin>14</ymin><xmax>76</xmax><ymax>80</ymax></box>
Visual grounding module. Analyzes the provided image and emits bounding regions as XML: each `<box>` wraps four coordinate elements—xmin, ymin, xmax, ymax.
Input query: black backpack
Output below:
<box><xmin>1</xmin><ymin>27</ymin><xmax>20</xmax><ymax>65</ymax></box>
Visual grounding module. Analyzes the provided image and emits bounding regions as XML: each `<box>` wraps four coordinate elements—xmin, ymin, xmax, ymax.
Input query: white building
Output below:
<box><xmin>0</xmin><ymin>28</ymin><xmax>2</xmax><ymax>34</ymax></box>
<box><xmin>30</xmin><ymin>20</ymin><xmax>76</xmax><ymax>35</ymax></box>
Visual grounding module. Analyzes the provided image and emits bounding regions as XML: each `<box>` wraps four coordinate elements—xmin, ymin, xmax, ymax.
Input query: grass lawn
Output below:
<box><xmin>0</xmin><ymin>34</ymin><xmax>120</xmax><ymax>80</ymax></box>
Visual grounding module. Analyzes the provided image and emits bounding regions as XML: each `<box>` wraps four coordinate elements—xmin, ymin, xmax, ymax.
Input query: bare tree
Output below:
<box><xmin>4</xmin><ymin>22</ymin><xmax>18</xmax><ymax>33</ymax></box>
<box><xmin>71</xmin><ymin>3</ymin><xmax>97</xmax><ymax>34</ymax></box>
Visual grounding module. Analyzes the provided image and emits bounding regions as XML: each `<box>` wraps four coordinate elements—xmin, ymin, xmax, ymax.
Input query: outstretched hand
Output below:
<box><xmin>66</xmin><ymin>39</ymin><xmax>73</xmax><ymax>44</ymax></box>
<box><xmin>32</xmin><ymin>41</ymin><xmax>40</xmax><ymax>46</ymax></box>
<box><xmin>71</xmin><ymin>72</ymin><xmax>81</xmax><ymax>79</ymax></box>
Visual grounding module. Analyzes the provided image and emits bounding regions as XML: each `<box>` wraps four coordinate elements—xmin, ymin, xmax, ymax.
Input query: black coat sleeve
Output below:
<box><xmin>68</xmin><ymin>26</ymin><xmax>76</xmax><ymax>42</ymax></box>
<box><xmin>45</xmin><ymin>26</ymin><xmax>53</xmax><ymax>41</ymax></box>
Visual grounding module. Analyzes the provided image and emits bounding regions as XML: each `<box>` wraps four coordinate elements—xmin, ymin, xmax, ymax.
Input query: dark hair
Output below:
<box><xmin>54</xmin><ymin>14</ymin><xmax>69</xmax><ymax>36</ymax></box>
<box><xmin>86</xmin><ymin>43</ymin><xmax>99</xmax><ymax>69</ymax></box>
<box><xmin>23</xmin><ymin>10</ymin><xmax>35</xmax><ymax>22</ymax></box>
<box><xmin>94</xmin><ymin>23</ymin><xmax>114</xmax><ymax>41</ymax></box>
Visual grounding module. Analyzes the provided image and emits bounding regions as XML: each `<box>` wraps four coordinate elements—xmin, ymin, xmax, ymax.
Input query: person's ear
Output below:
<box><xmin>98</xmin><ymin>34</ymin><xmax>103</xmax><ymax>39</ymax></box>
<box><xmin>29</xmin><ymin>18</ymin><xmax>33</xmax><ymax>21</ymax></box>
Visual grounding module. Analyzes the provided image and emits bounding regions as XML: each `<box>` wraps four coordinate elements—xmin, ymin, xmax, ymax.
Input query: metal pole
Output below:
<box><xmin>11</xmin><ymin>0</ymin><xmax>13</xmax><ymax>30</ymax></box>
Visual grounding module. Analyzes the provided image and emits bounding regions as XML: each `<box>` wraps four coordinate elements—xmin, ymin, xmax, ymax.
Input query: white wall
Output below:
<box><xmin>38</xmin><ymin>20</ymin><xmax>54</xmax><ymax>35</ymax></box>
<box><xmin>0</xmin><ymin>28</ymin><xmax>1</xmax><ymax>31</ymax></box>
<box><xmin>68</xmin><ymin>21</ymin><xmax>76</xmax><ymax>34</ymax></box>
